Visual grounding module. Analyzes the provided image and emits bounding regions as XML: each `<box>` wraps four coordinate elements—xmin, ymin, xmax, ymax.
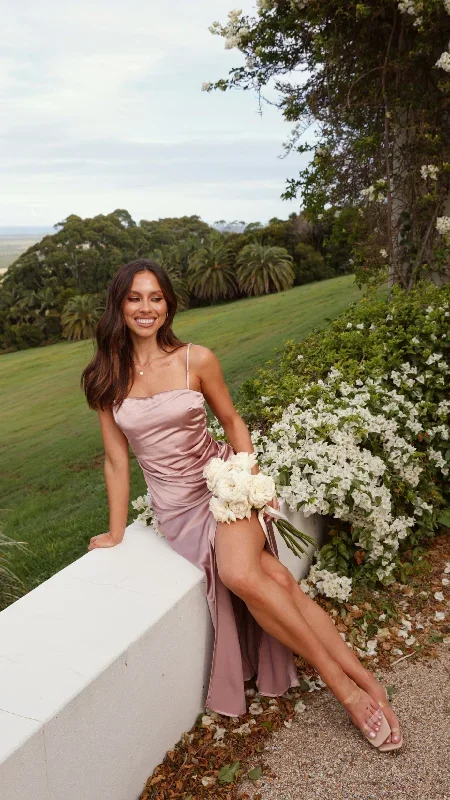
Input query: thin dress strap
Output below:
<box><xmin>186</xmin><ymin>342</ymin><xmax>191</xmax><ymax>389</ymax></box>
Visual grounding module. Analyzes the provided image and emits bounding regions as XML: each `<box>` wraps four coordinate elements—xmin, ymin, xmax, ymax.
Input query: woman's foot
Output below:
<box><xmin>340</xmin><ymin>681</ymin><xmax>388</xmax><ymax>746</ymax></box>
<box><xmin>359</xmin><ymin>672</ymin><xmax>402</xmax><ymax>746</ymax></box>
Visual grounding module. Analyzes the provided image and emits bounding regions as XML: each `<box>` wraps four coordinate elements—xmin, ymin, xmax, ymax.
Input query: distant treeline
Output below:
<box><xmin>0</xmin><ymin>209</ymin><xmax>353</xmax><ymax>352</ymax></box>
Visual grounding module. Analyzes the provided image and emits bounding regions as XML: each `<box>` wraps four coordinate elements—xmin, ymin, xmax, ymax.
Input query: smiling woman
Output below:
<box><xmin>79</xmin><ymin>258</ymin><xmax>402</xmax><ymax>747</ymax></box>
<box><xmin>81</xmin><ymin>259</ymin><xmax>186</xmax><ymax>409</ymax></box>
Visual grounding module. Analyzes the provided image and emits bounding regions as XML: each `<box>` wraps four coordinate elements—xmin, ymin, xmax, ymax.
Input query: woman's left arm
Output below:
<box><xmin>195</xmin><ymin>345</ymin><xmax>258</xmax><ymax>474</ymax></box>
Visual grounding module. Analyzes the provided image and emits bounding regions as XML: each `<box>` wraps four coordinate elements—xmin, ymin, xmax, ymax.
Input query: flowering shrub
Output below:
<box><xmin>131</xmin><ymin>493</ymin><xmax>163</xmax><ymax>537</ymax></box>
<box><xmin>250</xmin><ymin>369</ymin><xmax>446</xmax><ymax>588</ymax></box>
<box><xmin>211</xmin><ymin>282</ymin><xmax>450</xmax><ymax>596</ymax></box>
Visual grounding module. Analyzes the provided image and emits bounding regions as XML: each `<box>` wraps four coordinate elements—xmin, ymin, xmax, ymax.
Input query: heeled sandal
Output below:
<box><xmin>343</xmin><ymin>687</ymin><xmax>392</xmax><ymax>748</ymax></box>
<box><xmin>376</xmin><ymin>699</ymin><xmax>403</xmax><ymax>751</ymax></box>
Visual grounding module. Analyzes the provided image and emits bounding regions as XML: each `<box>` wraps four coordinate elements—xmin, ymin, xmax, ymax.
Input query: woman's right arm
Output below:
<box><xmin>87</xmin><ymin>408</ymin><xmax>130</xmax><ymax>550</ymax></box>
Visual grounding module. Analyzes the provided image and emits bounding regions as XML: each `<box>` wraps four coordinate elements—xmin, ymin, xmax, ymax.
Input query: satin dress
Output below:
<box><xmin>113</xmin><ymin>342</ymin><xmax>299</xmax><ymax>716</ymax></box>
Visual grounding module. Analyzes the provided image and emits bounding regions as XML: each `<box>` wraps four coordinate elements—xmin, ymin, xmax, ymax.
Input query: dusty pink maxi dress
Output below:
<box><xmin>112</xmin><ymin>342</ymin><xmax>299</xmax><ymax>716</ymax></box>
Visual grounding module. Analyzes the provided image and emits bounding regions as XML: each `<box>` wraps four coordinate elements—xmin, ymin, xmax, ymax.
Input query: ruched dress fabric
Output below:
<box><xmin>112</xmin><ymin>342</ymin><xmax>299</xmax><ymax>716</ymax></box>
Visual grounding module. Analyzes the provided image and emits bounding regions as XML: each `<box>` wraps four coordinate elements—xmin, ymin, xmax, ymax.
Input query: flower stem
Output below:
<box><xmin>272</xmin><ymin>519</ymin><xmax>317</xmax><ymax>559</ymax></box>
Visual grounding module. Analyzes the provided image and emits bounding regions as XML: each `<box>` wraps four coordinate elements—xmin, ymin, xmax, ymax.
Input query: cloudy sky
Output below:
<box><xmin>1</xmin><ymin>0</ymin><xmax>313</xmax><ymax>228</ymax></box>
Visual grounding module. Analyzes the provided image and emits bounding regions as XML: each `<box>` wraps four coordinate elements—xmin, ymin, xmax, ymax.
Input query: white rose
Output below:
<box><xmin>228</xmin><ymin>498</ymin><xmax>252</xmax><ymax>520</ymax></box>
<box><xmin>247</xmin><ymin>472</ymin><xmax>275</xmax><ymax>508</ymax></box>
<box><xmin>203</xmin><ymin>457</ymin><xmax>233</xmax><ymax>491</ymax></box>
<box><xmin>209</xmin><ymin>495</ymin><xmax>236</xmax><ymax>523</ymax></box>
<box><xmin>230</xmin><ymin>451</ymin><xmax>258</xmax><ymax>473</ymax></box>
<box><xmin>215</xmin><ymin>469</ymin><xmax>251</xmax><ymax>503</ymax></box>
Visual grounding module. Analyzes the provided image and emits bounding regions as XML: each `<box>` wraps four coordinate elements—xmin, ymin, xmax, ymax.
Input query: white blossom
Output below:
<box><xmin>249</xmin><ymin>702</ymin><xmax>264</xmax><ymax>715</ymax></box>
<box><xmin>420</xmin><ymin>164</ymin><xmax>439</xmax><ymax>181</ymax></box>
<box><xmin>435</xmin><ymin>51</ymin><xmax>450</xmax><ymax>73</ymax></box>
<box><xmin>436</xmin><ymin>216</ymin><xmax>450</xmax><ymax>238</ymax></box>
<box><xmin>131</xmin><ymin>493</ymin><xmax>163</xmax><ymax>536</ymax></box>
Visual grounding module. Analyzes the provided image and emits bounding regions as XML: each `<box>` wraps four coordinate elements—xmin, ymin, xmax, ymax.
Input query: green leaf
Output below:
<box><xmin>437</xmin><ymin>511</ymin><xmax>450</xmax><ymax>528</ymax></box>
<box><xmin>337</xmin><ymin>540</ymin><xmax>350</xmax><ymax>558</ymax></box>
<box><xmin>248</xmin><ymin>765</ymin><xmax>263</xmax><ymax>781</ymax></box>
<box><xmin>218</xmin><ymin>761</ymin><xmax>240</xmax><ymax>784</ymax></box>
<box><xmin>260</xmin><ymin>720</ymin><xmax>272</xmax><ymax>730</ymax></box>
<box><xmin>299</xmin><ymin>679</ymin><xmax>311</xmax><ymax>691</ymax></box>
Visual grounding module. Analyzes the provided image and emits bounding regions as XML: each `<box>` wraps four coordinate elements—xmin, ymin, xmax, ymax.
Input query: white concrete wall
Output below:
<box><xmin>0</xmin><ymin>504</ymin><xmax>326</xmax><ymax>800</ymax></box>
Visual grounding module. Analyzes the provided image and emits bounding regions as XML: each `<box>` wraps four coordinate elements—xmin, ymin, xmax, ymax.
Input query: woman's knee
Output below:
<box><xmin>261</xmin><ymin>552</ymin><xmax>297</xmax><ymax>594</ymax></box>
<box><xmin>217</xmin><ymin>562</ymin><xmax>262</xmax><ymax>602</ymax></box>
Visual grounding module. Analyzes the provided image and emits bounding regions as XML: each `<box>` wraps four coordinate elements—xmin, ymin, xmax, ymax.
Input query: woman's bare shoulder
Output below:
<box><xmin>188</xmin><ymin>343</ymin><xmax>217</xmax><ymax>366</ymax></box>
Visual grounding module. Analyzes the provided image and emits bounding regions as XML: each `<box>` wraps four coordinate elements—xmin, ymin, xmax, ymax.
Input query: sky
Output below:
<box><xmin>0</xmin><ymin>0</ymin><xmax>313</xmax><ymax>229</ymax></box>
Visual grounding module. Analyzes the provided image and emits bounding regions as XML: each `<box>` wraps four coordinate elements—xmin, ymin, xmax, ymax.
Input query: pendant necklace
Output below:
<box><xmin>133</xmin><ymin>352</ymin><xmax>164</xmax><ymax>376</ymax></box>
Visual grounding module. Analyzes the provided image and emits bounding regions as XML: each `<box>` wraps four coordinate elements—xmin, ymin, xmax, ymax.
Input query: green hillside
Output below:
<box><xmin>0</xmin><ymin>275</ymin><xmax>363</xmax><ymax>600</ymax></box>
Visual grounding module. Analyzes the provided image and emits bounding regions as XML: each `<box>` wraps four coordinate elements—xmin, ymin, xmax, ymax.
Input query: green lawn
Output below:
<box><xmin>0</xmin><ymin>275</ymin><xmax>363</xmax><ymax>602</ymax></box>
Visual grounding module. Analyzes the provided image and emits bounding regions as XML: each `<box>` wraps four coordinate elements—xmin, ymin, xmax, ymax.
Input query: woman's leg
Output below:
<box><xmin>215</xmin><ymin>511</ymin><xmax>383</xmax><ymax>741</ymax></box>
<box><xmin>259</xmin><ymin>548</ymin><xmax>401</xmax><ymax>743</ymax></box>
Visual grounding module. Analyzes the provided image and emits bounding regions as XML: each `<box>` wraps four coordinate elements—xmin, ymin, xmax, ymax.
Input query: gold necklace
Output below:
<box><xmin>133</xmin><ymin>351</ymin><xmax>165</xmax><ymax>375</ymax></box>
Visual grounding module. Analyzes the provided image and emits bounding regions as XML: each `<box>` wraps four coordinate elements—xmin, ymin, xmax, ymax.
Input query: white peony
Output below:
<box><xmin>230</xmin><ymin>451</ymin><xmax>258</xmax><ymax>472</ymax></box>
<box><xmin>228</xmin><ymin>498</ymin><xmax>253</xmax><ymax>520</ymax></box>
<box><xmin>209</xmin><ymin>495</ymin><xmax>237</xmax><ymax>523</ymax></box>
<box><xmin>215</xmin><ymin>469</ymin><xmax>251</xmax><ymax>503</ymax></box>
<box><xmin>247</xmin><ymin>472</ymin><xmax>276</xmax><ymax>508</ymax></box>
<box><xmin>203</xmin><ymin>457</ymin><xmax>233</xmax><ymax>492</ymax></box>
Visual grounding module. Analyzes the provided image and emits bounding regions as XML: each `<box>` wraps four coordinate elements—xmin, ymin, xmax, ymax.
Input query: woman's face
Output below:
<box><xmin>122</xmin><ymin>270</ymin><xmax>169</xmax><ymax>338</ymax></box>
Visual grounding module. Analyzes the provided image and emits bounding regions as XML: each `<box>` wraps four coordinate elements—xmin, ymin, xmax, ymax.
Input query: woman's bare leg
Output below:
<box><xmin>215</xmin><ymin>512</ymin><xmax>383</xmax><ymax>741</ymax></box>
<box><xmin>260</xmin><ymin>548</ymin><xmax>401</xmax><ymax>743</ymax></box>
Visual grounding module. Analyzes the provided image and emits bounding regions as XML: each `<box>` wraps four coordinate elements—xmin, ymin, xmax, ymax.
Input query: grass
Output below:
<box><xmin>0</xmin><ymin>275</ymin><xmax>364</xmax><ymax>603</ymax></box>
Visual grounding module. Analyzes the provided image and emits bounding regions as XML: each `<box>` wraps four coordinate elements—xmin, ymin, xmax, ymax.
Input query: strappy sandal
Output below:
<box><xmin>377</xmin><ymin>699</ymin><xmax>403</xmax><ymax>751</ymax></box>
<box><xmin>343</xmin><ymin>687</ymin><xmax>391</xmax><ymax>748</ymax></box>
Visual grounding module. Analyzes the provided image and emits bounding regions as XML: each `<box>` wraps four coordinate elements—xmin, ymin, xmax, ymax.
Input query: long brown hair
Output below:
<box><xmin>81</xmin><ymin>259</ymin><xmax>186</xmax><ymax>410</ymax></box>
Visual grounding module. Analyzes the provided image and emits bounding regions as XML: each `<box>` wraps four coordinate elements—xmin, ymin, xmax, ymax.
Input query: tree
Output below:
<box><xmin>149</xmin><ymin>249</ymin><xmax>190</xmax><ymax>310</ymax></box>
<box><xmin>140</xmin><ymin>215</ymin><xmax>212</xmax><ymax>249</ymax></box>
<box><xmin>293</xmin><ymin>243</ymin><xmax>333</xmax><ymax>285</ymax></box>
<box><xmin>187</xmin><ymin>237</ymin><xmax>238</xmax><ymax>302</ymax></box>
<box><xmin>236</xmin><ymin>243</ymin><xmax>294</xmax><ymax>295</ymax></box>
<box><xmin>206</xmin><ymin>1</ymin><xmax>450</xmax><ymax>289</ymax></box>
<box><xmin>61</xmin><ymin>294</ymin><xmax>104</xmax><ymax>341</ymax></box>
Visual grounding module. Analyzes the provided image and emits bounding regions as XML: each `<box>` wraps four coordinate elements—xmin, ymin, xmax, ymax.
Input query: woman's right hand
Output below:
<box><xmin>87</xmin><ymin>531</ymin><xmax>124</xmax><ymax>551</ymax></box>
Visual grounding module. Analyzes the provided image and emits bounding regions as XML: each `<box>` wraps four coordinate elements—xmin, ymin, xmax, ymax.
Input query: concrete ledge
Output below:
<box><xmin>0</xmin><ymin>505</ymin><xmax>326</xmax><ymax>800</ymax></box>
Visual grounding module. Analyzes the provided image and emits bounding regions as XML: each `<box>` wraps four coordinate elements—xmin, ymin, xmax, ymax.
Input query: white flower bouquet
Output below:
<box><xmin>203</xmin><ymin>452</ymin><xmax>316</xmax><ymax>558</ymax></box>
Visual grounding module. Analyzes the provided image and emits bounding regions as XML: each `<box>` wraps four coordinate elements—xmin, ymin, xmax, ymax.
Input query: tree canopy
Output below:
<box><xmin>205</xmin><ymin>0</ymin><xmax>450</xmax><ymax>288</ymax></box>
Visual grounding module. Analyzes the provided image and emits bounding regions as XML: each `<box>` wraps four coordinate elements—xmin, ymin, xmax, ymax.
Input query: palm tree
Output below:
<box><xmin>236</xmin><ymin>243</ymin><xmax>295</xmax><ymax>296</ymax></box>
<box><xmin>149</xmin><ymin>249</ymin><xmax>190</xmax><ymax>311</ymax></box>
<box><xmin>187</xmin><ymin>237</ymin><xmax>238</xmax><ymax>302</ymax></box>
<box><xmin>61</xmin><ymin>294</ymin><xmax>104</xmax><ymax>341</ymax></box>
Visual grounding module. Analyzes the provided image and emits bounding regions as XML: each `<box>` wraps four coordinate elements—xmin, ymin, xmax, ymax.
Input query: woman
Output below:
<box><xmin>81</xmin><ymin>259</ymin><xmax>402</xmax><ymax>751</ymax></box>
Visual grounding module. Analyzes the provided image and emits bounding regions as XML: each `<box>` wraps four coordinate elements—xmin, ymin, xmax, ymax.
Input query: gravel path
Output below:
<box><xmin>240</xmin><ymin>646</ymin><xmax>450</xmax><ymax>800</ymax></box>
